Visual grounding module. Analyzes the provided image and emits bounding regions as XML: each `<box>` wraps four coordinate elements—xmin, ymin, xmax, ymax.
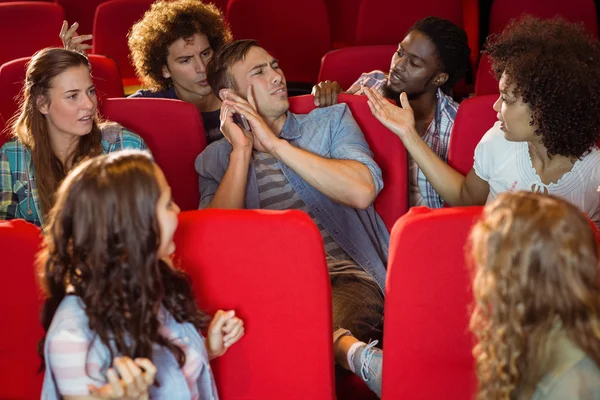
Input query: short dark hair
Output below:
<box><xmin>207</xmin><ymin>39</ymin><xmax>259</xmax><ymax>98</ymax></box>
<box><xmin>128</xmin><ymin>0</ymin><xmax>233</xmax><ymax>91</ymax></box>
<box><xmin>408</xmin><ymin>17</ymin><xmax>470</xmax><ymax>92</ymax></box>
<box><xmin>485</xmin><ymin>16</ymin><xmax>600</xmax><ymax>158</ymax></box>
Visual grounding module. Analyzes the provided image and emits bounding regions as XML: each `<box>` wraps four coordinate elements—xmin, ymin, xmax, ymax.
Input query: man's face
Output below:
<box><xmin>385</xmin><ymin>30</ymin><xmax>444</xmax><ymax>99</ymax></box>
<box><xmin>163</xmin><ymin>33</ymin><xmax>214</xmax><ymax>100</ymax></box>
<box><xmin>229</xmin><ymin>46</ymin><xmax>289</xmax><ymax>119</ymax></box>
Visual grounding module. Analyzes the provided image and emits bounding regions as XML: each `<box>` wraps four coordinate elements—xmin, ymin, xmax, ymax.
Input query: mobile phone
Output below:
<box><xmin>232</xmin><ymin>113</ymin><xmax>251</xmax><ymax>131</ymax></box>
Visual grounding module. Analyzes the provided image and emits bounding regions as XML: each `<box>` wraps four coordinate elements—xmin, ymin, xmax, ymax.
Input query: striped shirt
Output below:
<box><xmin>42</xmin><ymin>295</ymin><xmax>218</xmax><ymax>399</ymax></box>
<box><xmin>253</xmin><ymin>151</ymin><xmax>351</xmax><ymax>260</ymax></box>
<box><xmin>351</xmin><ymin>70</ymin><xmax>459</xmax><ymax>208</ymax></box>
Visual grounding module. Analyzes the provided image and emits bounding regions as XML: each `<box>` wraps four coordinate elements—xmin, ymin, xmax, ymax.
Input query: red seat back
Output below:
<box><xmin>92</xmin><ymin>0</ymin><xmax>154</xmax><ymax>85</ymax></box>
<box><xmin>318</xmin><ymin>45</ymin><xmax>397</xmax><ymax>90</ymax></box>
<box><xmin>101</xmin><ymin>98</ymin><xmax>206</xmax><ymax>211</ymax></box>
<box><xmin>226</xmin><ymin>0</ymin><xmax>330</xmax><ymax>84</ymax></box>
<box><xmin>0</xmin><ymin>2</ymin><xmax>64</xmax><ymax>67</ymax></box>
<box><xmin>489</xmin><ymin>0</ymin><xmax>598</xmax><ymax>37</ymax></box>
<box><xmin>0</xmin><ymin>219</ymin><xmax>44</xmax><ymax>400</ymax></box>
<box><xmin>383</xmin><ymin>206</ymin><xmax>482</xmax><ymax>399</ymax></box>
<box><xmin>289</xmin><ymin>94</ymin><xmax>408</xmax><ymax>230</ymax></box>
<box><xmin>474</xmin><ymin>54</ymin><xmax>498</xmax><ymax>96</ymax></box>
<box><xmin>356</xmin><ymin>0</ymin><xmax>463</xmax><ymax>46</ymax></box>
<box><xmin>325</xmin><ymin>0</ymin><xmax>363</xmax><ymax>48</ymax></box>
<box><xmin>0</xmin><ymin>54</ymin><xmax>124</xmax><ymax>144</ymax></box>
<box><xmin>56</xmin><ymin>0</ymin><xmax>109</xmax><ymax>36</ymax></box>
<box><xmin>173</xmin><ymin>209</ymin><xmax>335</xmax><ymax>400</ymax></box>
<box><xmin>448</xmin><ymin>94</ymin><xmax>497</xmax><ymax>176</ymax></box>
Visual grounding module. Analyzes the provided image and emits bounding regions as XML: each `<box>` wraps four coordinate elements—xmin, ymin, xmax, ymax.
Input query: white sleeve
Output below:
<box><xmin>46</xmin><ymin>327</ymin><xmax>106</xmax><ymax>396</ymax></box>
<box><xmin>473</xmin><ymin>122</ymin><xmax>504</xmax><ymax>182</ymax></box>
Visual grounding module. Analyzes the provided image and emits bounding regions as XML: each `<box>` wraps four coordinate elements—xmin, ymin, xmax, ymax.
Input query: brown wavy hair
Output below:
<box><xmin>128</xmin><ymin>0</ymin><xmax>232</xmax><ymax>91</ymax></box>
<box><xmin>485</xmin><ymin>16</ymin><xmax>600</xmax><ymax>158</ymax></box>
<box><xmin>11</xmin><ymin>48</ymin><xmax>103</xmax><ymax>218</ymax></box>
<box><xmin>38</xmin><ymin>151</ymin><xmax>209</xmax><ymax>375</ymax></box>
<box><xmin>469</xmin><ymin>191</ymin><xmax>600</xmax><ymax>399</ymax></box>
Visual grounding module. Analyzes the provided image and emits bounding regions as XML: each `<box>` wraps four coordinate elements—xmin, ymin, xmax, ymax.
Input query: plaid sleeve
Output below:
<box><xmin>0</xmin><ymin>146</ymin><xmax>19</xmax><ymax>220</ymax></box>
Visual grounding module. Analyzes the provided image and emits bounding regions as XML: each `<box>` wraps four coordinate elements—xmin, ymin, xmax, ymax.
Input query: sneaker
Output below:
<box><xmin>352</xmin><ymin>340</ymin><xmax>382</xmax><ymax>398</ymax></box>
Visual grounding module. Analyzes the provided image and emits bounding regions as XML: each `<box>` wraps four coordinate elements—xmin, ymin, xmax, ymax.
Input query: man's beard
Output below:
<box><xmin>383</xmin><ymin>73</ymin><xmax>438</xmax><ymax>104</ymax></box>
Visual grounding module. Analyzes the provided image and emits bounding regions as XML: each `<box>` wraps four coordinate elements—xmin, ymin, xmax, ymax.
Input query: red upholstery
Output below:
<box><xmin>0</xmin><ymin>2</ymin><xmax>64</xmax><ymax>67</ymax></box>
<box><xmin>489</xmin><ymin>0</ymin><xmax>598</xmax><ymax>36</ymax></box>
<box><xmin>325</xmin><ymin>0</ymin><xmax>363</xmax><ymax>48</ymax></box>
<box><xmin>447</xmin><ymin>94</ymin><xmax>497</xmax><ymax>176</ymax></box>
<box><xmin>356</xmin><ymin>0</ymin><xmax>463</xmax><ymax>46</ymax></box>
<box><xmin>57</xmin><ymin>0</ymin><xmax>109</xmax><ymax>36</ymax></box>
<box><xmin>0</xmin><ymin>54</ymin><xmax>124</xmax><ymax>140</ymax></box>
<box><xmin>173</xmin><ymin>209</ymin><xmax>335</xmax><ymax>400</ymax></box>
<box><xmin>0</xmin><ymin>219</ymin><xmax>44</xmax><ymax>400</ymax></box>
<box><xmin>474</xmin><ymin>54</ymin><xmax>498</xmax><ymax>96</ymax></box>
<box><xmin>318</xmin><ymin>45</ymin><xmax>396</xmax><ymax>90</ymax></box>
<box><xmin>92</xmin><ymin>0</ymin><xmax>154</xmax><ymax>86</ymax></box>
<box><xmin>289</xmin><ymin>94</ymin><xmax>408</xmax><ymax>231</ymax></box>
<box><xmin>101</xmin><ymin>98</ymin><xmax>205</xmax><ymax>211</ymax></box>
<box><xmin>383</xmin><ymin>206</ymin><xmax>482</xmax><ymax>399</ymax></box>
<box><xmin>226</xmin><ymin>0</ymin><xmax>330</xmax><ymax>84</ymax></box>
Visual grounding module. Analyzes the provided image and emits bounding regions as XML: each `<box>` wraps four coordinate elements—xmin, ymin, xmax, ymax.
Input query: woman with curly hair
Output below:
<box><xmin>469</xmin><ymin>191</ymin><xmax>600</xmax><ymax>399</ymax></box>
<box><xmin>363</xmin><ymin>16</ymin><xmax>600</xmax><ymax>228</ymax></box>
<box><xmin>62</xmin><ymin>0</ymin><xmax>233</xmax><ymax>144</ymax></box>
<box><xmin>0</xmin><ymin>48</ymin><xmax>147</xmax><ymax>228</ymax></box>
<box><xmin>40</xmin><ymin>151</ymin><xmax>244</xmax><ymax>398</ymax></box>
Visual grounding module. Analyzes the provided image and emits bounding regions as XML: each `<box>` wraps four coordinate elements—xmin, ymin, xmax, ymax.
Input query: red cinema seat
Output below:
<box><xmin>383</xmin><ymin>206</ymin><xmax>482</xmax><ymax>399</ymax></box>
<box><xmin>474</xmin><ymin>54</ymin><xmax>498</xmax><ymax>96</ymax></box>
<box><xmin>356</xmin><ymin>0</ymin><xmax>463</xmax><ymax>46</ymax></box>
<box><xmin>0</xmin><ymin>2</ymin><xmax>64</xmax><ymax>67</ymax></box>
<box><xmin>325</xmin><ymin>0</ymin><xmax>363</xmax><ymax>48</ymax></box>
<box><xmin>92</xmin><ymin>0</ymin><xmax>154</xmax><ymax>88</ymax></box>
<box><xmin>489</xmin><ymin>0</ymin><xmax>598</xmax><ymax>37</ymax></box>
<box><xmin>289</xmin><ymin>94</ymin><xmax>408</xmax><ymax>231</ymax></box>
<box><xmin>0</xmin><ymin>219</ymin><xmax>44</xmax><ymax>400</ymax></box>
<box><xmin>0</xmin><ymin>54</ymin><xmax>124</xmax><ymax>141</ymax></box>
<box><xmin>318</xmin><ymin>45</ymin><xmax>397</xmax><ymax>90</ymax></box>
<box><xmin>447</xmin><ymin>94</ymin><xmax>497</xmax><ymax>176</ymax></box>
<box><xmin>226</xmin><ymin>0</ymin><xmax>330</xmax><ymax>85</ymax></box>
<box><xmin>101</xmin><ymin>98</ymin><xmax>206</xmax><ymax>211</ymax></box>
<box><xmin>56</xmin><ymin>0</ymin><xmax>110</xmax><ymax>36</ymax></box>
<box><xmin>173</xmin><ymin>209</ymin><xmax>335</xmax><ymax>400</ymax></box>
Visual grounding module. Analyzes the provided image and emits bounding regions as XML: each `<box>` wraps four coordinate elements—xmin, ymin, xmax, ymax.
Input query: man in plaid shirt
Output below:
<box><xmin>313</xmin><ymin>17</ymin><xmax>470</xmax><ymax>210</ymax></box>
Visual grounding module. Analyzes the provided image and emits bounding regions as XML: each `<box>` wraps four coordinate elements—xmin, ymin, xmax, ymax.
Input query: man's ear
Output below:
<box><xmin>218</xmin><ymin>88</ymin><xmax>229</xmax><ymax>101</ymax></box>
<box><xmin>433</xmin><ymin>72</ymin><xmax>449</xmax><ymax>88</ymax></box>
<box><xmin>37</xmin><ymin>95</ymin><xmax>49</xmax><ymax>115</ymax></box>
<box><xmin>162</xmin><ymin>65</ymin><xmax>171</xmax><ymax>79</ymax></box>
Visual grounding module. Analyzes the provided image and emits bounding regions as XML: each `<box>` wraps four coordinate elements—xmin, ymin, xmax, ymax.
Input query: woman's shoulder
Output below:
<box><xmin>535</xmin><ymin>355</ymin><xmax>600</xmax><ymax>399</ymax></box>
<box><xmin>99</xmin><ymin>122</ymin><xmax>146</xmax><ymax>150</ymax></box>
<box><xmin>46</xmin><ymin>296</ymin><xmax>93</xmax><ymax>340</ymax></box>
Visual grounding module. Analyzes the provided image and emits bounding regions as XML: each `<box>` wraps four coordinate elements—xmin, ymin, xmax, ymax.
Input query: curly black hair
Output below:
<box><xmin>485</xmin><ymin>16</ymin><xmax>600</xmax><ymax>158</ymax></box>
<box><xmin>408</xmin><ymin>17</ymin><xmax>471</xmax><ymax>92</ymax></box>
<box><xmin>128</xmin><ymin>0</ymin><xmax>232</xmax><ymax>91</ymax></box>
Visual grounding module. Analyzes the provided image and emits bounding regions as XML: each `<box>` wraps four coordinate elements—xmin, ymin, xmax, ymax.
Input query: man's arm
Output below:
<box><xmin>204</xmin><ymin>149</ymin><xmax>251</xmax><ymax>209</ymax></box>
<box><xmin>198</xmin><ymin>103</ymin><xmax>254</xmax><ymax>209</ymax></box>
<box><xmin>271</xmin><ymin>141</ymin><xmax>376</xmax><ymax>209</ymax></box>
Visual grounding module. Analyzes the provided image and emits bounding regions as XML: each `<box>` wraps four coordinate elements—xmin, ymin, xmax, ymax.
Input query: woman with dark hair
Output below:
<box><xmin>0</xmin><ymin>48</ymin><xmax>148</xmax><ymax>227</ymax></box>
<box><xmin>39</xmin><ymin>151</ymin><xmax>244</xmax><ymax>398</ymax></box>
<box><xmin>469</xmin><ymin>191</ymin><xmax>600</xmax><ymax>399</ymax></box>
<box><xmin>364</xmin><ymin>16</ymin><xmax>600</xmax><ymax>228</ymax></box>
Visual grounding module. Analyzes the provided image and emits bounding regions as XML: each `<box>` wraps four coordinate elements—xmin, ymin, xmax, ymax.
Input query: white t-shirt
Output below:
<box><xmin>474</xmin><ymin>122</ymin><xmax>600</xmax><ymax>229</ymax></box>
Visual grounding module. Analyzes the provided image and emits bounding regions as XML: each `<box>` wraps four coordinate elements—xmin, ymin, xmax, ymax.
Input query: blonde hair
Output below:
<box><xmin>469</xmin><ymin>192</ymin><xmax>600</xmax><ymax>399</ymax></box>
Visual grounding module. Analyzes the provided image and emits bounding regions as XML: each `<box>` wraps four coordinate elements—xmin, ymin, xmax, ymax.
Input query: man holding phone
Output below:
<box><xmin>195</xmin><ymin>40</ymin><xmax>388</xmax><ymax>397</ymax></box>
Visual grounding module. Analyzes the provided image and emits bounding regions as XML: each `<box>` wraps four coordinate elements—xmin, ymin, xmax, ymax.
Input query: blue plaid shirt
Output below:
<box><xmin>351</xmin><ymin>70</ymin><xmax>458</xmax><ymax>208</ymax></box>
<box><xmin>0</xmin><ymin>127</ymin><xmax>148</xmax><ymax>227</ymax></box>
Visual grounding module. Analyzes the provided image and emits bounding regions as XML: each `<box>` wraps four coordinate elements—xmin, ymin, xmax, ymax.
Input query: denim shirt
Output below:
<box><xmin>0</xmin><ymin>128</ymin><xmax>147</xmax><ymax>227</ymax></box>
<box><xmin>41</xmin><ymin>296</ymin><xmax>218</xmax><ymax>399</ymax></box>
<box><xmin>195</xmin><ymin>104</ymin><xmax>390</xmax><ymax>290</ymax></box>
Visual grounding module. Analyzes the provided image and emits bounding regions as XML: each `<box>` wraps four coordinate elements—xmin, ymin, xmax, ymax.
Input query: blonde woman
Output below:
<box><xmin>469</xmin><ymin>191</ymin><xmax>600</xmax><ymax>399</ymax></box>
